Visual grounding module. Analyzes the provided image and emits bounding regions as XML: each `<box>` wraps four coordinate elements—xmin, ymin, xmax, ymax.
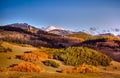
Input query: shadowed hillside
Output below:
<box><xmin>0</xmin><ymin>26</ymin><xmax>81</xmax><ymax>48</ymax></box>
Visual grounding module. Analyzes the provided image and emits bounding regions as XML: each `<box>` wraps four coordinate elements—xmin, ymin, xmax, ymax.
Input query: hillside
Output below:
<box><xmin>67</xmin><ymin>33</ymin><xmax>93</xmax><ymax>40</ymax></box>
<box><xmin>66</xmin><ymin>33</ymin><xmax>119</xmax><ymax>40</ymax></box>
<box><xmin>0</xmin><ymin>42</ymin><xmax>120</xmax><ymax>78</ymax></box>
<box><xmin>75</xmin><ymin>38</ymin><xmax>120</xmax><ymax>62</ymax></box>
<box><xmin>66</xmin><ymin>33</ymin><xmax>120</xmax><ymax>62</ymax></box>
<box><xmin>0</xmin><ymin>25</ymin><xmax>120</xmax><ymax>62</ymax></box>
<box><xmin>1</xmin><ymin>25</ymin><xmax>120</xmax><ymax>62</ymax></box>
<box><xmin>0</xmin><ymin>26</ymin><xmax>81</xmax><ymax>48</ymax></box>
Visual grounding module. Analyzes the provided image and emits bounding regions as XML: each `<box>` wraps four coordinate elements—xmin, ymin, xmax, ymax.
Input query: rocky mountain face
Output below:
<box><xmin>5</xmin><ymin>23</ymin><xmax>39</xmax><ymax>31</ymax></box>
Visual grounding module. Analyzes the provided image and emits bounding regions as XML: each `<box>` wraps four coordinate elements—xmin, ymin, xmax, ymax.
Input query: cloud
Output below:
<box><xmin>102</xmin><ymin>30</ymin><xmax>106</xmax><ymax>33</ymax></box>
<box><xmin>107</xmin><ymin>30</ymin><xmax>110</xmax><ymax>32</ymax></box>
<box><xmin>114</xmin><ymin>28</ymin><xmax>120</xmax><ymax>32</ymax></box>
<box><xmin>89</xmin><ymin>27</ymin><xmax>96</xmax><ymax>31</ymax></box>
<box><xmin>110</xmin><ymin>28</ymin><xmax>120</xmax><ymax>32</ymax></box>
<box><xmin>88</xmin><ymin>27</ymin><xmax>97</xmax><ymax>35</ymax></box>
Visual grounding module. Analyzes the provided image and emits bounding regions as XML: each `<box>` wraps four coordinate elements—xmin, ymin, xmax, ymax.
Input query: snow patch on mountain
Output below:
<box><xmin>42</xmin><ymin>26</ymin><xmax>64</xmax><ymax>31</ymax></box>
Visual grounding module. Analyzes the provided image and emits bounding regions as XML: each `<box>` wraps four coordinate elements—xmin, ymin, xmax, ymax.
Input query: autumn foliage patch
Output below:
<box><xmin>60</xmin><ymin>64</ymin><xmax>98</xmax><ymax>73</ymax></box>
<box><xmin>9</xmin><ymin>62</ymin><xmax>45</xmax><ymax>72</ymax></box>
<box><xmin>21</xmin><ymin>51</ymin><xmax>53</xmax><ymax>62</ymax></box>
<box><xmin>54</xmin><ymin>47</ymin><xmax>112</xmax><ymax>66</ymax></box>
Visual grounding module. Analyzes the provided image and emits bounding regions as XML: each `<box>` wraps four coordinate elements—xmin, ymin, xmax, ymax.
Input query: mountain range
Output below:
<box><xmin>2</xmin><ymin>23</ymin><xmax>120</xmax><ymax>37</ymax></box>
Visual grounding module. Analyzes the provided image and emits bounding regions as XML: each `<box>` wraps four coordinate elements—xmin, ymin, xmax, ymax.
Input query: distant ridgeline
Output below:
<box><xmin>3</xmin><ymin>23</ymin><xmax>39</xmax><ymax>33</ymax></box>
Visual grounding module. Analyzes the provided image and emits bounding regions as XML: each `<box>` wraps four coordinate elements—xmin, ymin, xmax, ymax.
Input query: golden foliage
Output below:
<box><xmin>9</xmin><ymin>62</ymin><xmax>45</xmax><ymax>72</ymax></box>
<box><xmin>60</xmin><ymin>64</ymin><xmax>98</xmax><ymax>73</ymax></box>
<box><xmin>0</xmin><ymin>66</ymin><xmax>7</xmax><ymax>72</ymax></box>
<box><xmin>28</xmin><ymin>29</ymin><xmax>37</xmax><ymax>33</ymax></box>
<box><xmin>75</xmin><ymin>38</ymin><xmax>84</xmax><ymax>42</ymax></box>
<box><xmin>103</xmin><ymin>36</ymin><xmax>120</xmax><ymax>41</ymax></box>
<box><xmin>21</xmin><ymin>51</ymin><xmax>53</xmax><ymax>62</ymax></box>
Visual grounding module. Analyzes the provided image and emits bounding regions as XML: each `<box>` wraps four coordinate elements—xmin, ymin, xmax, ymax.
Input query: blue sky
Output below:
<box><xmin>0</xmin><ymin>0</ymin><xmax>120</xmax><ymax>35</ymax></box>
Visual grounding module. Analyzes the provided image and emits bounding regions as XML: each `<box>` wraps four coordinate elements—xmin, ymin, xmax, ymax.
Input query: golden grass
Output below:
<box><xmin>0</xmin><ymin>72</ymin><xmax>120</xmax><ymax>78</ymax></box>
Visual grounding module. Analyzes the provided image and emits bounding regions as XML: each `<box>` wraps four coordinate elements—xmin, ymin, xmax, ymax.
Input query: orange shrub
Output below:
<box><xmin>9</xmin><ymin>62</ymin><xmax>45</xmax><ymax>72</ymax></box>
<box><xmin>60</xmin><ymin>64</ymin><xmax>98</xmax><ymax>73</ymax></box>
<box><xmin>61</xmin><ymin>68</ymin><xmax>73</xmax><ymax>73</ymax></box>
<box><xmin>33</xmin><ymin>52</ymin><xmax>49</xmax><ymax>59</ymax></box>
<box><xmin>21</xmin><ymin>51</ymin><xmax>53</xmax><ymax>62</ymax></box>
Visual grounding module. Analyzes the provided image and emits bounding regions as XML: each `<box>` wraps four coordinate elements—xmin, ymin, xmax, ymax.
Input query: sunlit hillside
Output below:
<box><xmin>0</xmin><ymin>41</ymin><xmax>120</xmax><ymax>78</ymax></box>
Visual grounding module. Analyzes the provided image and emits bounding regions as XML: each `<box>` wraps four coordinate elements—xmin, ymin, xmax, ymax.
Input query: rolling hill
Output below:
<box><xmin>74</xmin><ymin>38</ymin><xmax>120</xmax><ymax>62</ymax></box>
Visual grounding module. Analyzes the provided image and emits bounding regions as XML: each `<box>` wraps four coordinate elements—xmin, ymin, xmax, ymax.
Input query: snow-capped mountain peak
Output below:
<box><xmin>42</xmin><ymin>26</ymin><xmax>64</xmax><ymax>31</ymax></box>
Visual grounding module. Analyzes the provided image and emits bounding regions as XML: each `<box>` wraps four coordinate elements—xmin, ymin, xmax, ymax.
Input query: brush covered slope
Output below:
<box><xmin>68</xmin><ymin>33</ymin><xmax>120</xmax><ymax>62</ymax></box>
<box><xmin>0</xmin><ymin>42</ymin><xmax>120</xmax><ymax>78</ymax></box>
<box><xmin>76</xmin><ymin>38</ymin><xmax>120</xmax><ymax>62</ymax></box>
<box><xmin>53</xmin><ymin>47</ymin><xmax>112</xmax><ymax>66</ymax></box>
